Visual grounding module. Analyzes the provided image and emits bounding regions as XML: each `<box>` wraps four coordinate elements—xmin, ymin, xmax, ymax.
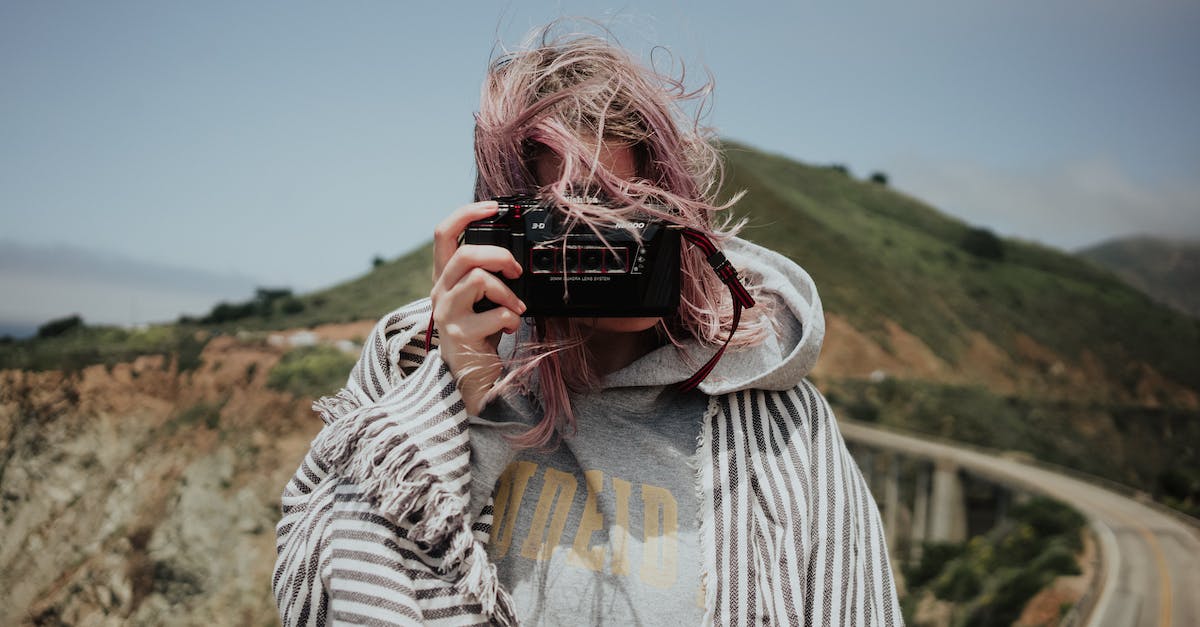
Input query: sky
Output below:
<box><xmin>2</xmin><ymin>1</ymin><xmax>1198</xmax><ymax>333</ymax></box>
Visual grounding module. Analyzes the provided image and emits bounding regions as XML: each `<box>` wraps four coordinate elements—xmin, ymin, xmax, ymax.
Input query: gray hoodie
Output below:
<box><xmin>466</xmin><ymin>238</ymin><xmax>829</xmax><ymax>625</ymax></box>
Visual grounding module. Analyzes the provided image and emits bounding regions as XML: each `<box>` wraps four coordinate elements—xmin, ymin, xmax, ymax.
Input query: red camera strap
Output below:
<box><xmin>678</xmin><ymin>228</ymin><xmax>756</xmax><ymax>391</ymax></box>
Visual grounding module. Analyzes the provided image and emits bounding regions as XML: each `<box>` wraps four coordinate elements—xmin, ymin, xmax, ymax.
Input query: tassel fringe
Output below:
<box><xmin>311</xmin><ymin>382</ymin><xmax>517</xmax><ymax>624</ymax></box>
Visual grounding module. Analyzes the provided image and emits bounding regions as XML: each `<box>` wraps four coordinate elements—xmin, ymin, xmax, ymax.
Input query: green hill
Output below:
<box><xmin>183</xmin><ymin>142</ymin><xmax>1199</xmax><ymax>407</ymax></box>
<box><xmin>719</xmin><ymin>142</ymin><xmax>1199</xmax><ymax>399</ymax></box>
<box><xmin>1077</xmin><ymin>235</ymin><xmax>1200</xmax><ymax>319</ymax></box>
<box><xmin>244</xmin><ymin>141</ymin><xmax>1200</xmax><ymax>402</ymax></box>
<box><xmin>4</xmin><ymin>141</ymin><xmax>1198</xmax><ymax>514</ymax></box>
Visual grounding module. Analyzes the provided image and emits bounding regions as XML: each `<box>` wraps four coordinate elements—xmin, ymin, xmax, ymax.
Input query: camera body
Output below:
<box><xmin>462</xmin><ymin>196</ymin><xmax>681</xmax><ymax>317</ymax></box>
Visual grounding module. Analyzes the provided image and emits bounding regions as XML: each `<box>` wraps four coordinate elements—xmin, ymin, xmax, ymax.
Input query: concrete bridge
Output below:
<box><xmin>840</xmin><ymin>419</ymin><xmax>1200</xmax><ymax>627</ymax></box>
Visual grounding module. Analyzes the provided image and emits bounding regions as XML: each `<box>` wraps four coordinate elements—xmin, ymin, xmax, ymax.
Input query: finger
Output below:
<box><xmin>436</xmin><ymin>244</ymin><xmax>523</xmax><ymax>291</ymax></box>
<box><xmin>476</xmin><ymin>305</ymin><xmax>523</xmax><ymax>337</ymax></box>
<box><xmin>441</xmin><ymin>268</ymin><xmax>526</xmax><ymax>319</ymax></box>
<box><xmin>433</xmin><ymin>201</ymin><xmax>500</xmax><ymax>280</ymax></box>
<box><xmin>437</xmin><ymin>297</ymin><xmax>522</xmax><ymax>344</ymax></box>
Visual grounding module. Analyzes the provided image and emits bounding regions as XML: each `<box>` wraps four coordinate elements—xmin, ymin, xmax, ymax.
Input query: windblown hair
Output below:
<box><xmin>471</xmin><ymin>25</ymin><xmax>769</xmax><ymax>448</ymax></box>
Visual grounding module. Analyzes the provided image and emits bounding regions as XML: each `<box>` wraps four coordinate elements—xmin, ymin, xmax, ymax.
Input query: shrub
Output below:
<box><xmin>37</xmin><ymin>315</ymin><xmax>84</xmax><ymax>338</ymax></box>
<box><xmin>932</xmin><ymin>557</ymin><xmax>982</xmax><ymax>602</ymax></box>
<box><xmin>267</xmin><ymin>345</ymin><xmax>356</xmax><ymax>399</ymax></box>
<box><xmin>202</xmin><ymin>301</ymin><xmax>257</xmax><ymax>324</ymax></box>
<box><xmin>169</xmin><ymin>401</ymin><xmax>224</xmax><ymax>433</ymax></box>
<box><xmin>869</xmin><ymin>171</ymin><xmax>889</xmax><ymax>186</ymax></box>
<box><xmin>280</xmin><ymin>298</ymin><xmax>306</xmax><ymax>315</ymax></box>
<box><xmin>174</xmin><ymin>330</ymin><xmax>208</xmax><ymax>372</ymax></box>
<box><xmin>960</xmin><ymin>227</ymin><xmax>1005</xmax><ymax>261</ymax></box>
<box><xmin>200</xmin><ymin>287</ymin><xmax>297</xmax><ymax>324</ymax></box>
<box><xmin>256</xmin><ymin>287</ymin><xmax>293</xmax><ymax>302</ymax></box>
<box><xmin>1010</xmin><ymin>497</ymin><xmax>1085</xmax><ymax>551</ymax></box>
<box><xmin>905</xmin><ymin>542</ymin><xmax>964</xmax><ymax>588</ymax></box>
<box><xmin>961</xmin><ymin>566</ymin><xmax>1044</xmax><ymax>627</ymax></box>
<box><xmin>1030</xmin><ymin>542</ymin><xmax>1082</xmax><ymax>576</ymax></box>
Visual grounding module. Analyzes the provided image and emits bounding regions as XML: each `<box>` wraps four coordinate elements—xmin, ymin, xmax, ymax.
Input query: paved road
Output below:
<box><xmin>839</xmin><ymin>421</ymin><xmax>1200</xmax><ymax>627</ymax></box>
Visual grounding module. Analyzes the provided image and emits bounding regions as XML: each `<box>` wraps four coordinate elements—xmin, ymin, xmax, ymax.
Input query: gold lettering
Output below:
<box><xmin>520</xmin><ymin>467</ymin><xmax>578</xmax><ymax>561</ymax></box>
<box><xmin>639</xmin><ymin>483</ymin><xmax>679</xmax><ymax>588</ymax></box>
<box><xmin>610</xmin><ymin>477</ymin><xmax>632</xmax><ymax>575</ymax></box>
<box><xmin>488</xmin><ymin>461</ymin><xmax>537</xmax><ymax>559</ymax></box>
<box><xmin>567</xmin><ymin>470</ymin><xmax>605</xmax><ymax>571</ymax></box>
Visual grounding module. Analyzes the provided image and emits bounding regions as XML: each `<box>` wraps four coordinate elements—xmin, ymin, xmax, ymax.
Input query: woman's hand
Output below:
<box><xmin>431</xmin><ymin>201</ymin><xmax>526</xmax><ymax>416</ymax></box>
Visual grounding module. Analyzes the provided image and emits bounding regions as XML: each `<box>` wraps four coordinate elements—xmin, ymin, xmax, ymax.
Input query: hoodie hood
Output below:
<box><xmin>604</xmin><ymin>236</ymin><xmax>825</xmax><ymax>394</ymax></box>
<box><xmin>499</xmin><ymin>236</ymin><xmax>825</xmax><ymax>395</ymax></box>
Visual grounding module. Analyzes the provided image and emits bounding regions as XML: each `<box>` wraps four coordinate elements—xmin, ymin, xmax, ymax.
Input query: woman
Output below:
<box><xmin>274</xmin><ymin>26</ymin><xmax>901</xmax><ymax>626</ymax></box>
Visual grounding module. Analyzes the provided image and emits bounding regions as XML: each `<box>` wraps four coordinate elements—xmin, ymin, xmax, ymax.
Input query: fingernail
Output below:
<box><xmin>518</xmin><ymin>301</ymin><xmax>527</xmax><ymax>313</ymax></box>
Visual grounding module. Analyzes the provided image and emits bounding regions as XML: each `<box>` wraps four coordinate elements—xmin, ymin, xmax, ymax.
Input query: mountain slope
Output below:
<box><xmin>252</xmin><ymin>143</ymin><xmax>1199</xmax><ymax>410</ymax></box>
<box><xmin>1077</xmin><ymin>235</ymin><xmax>1200</xmax><ymax>319</ymax></box>
<box><xmin>718</xmin><ymin>142</ymin><xmax>1199</xmax><ymax>405</ymax></box>
<box><xmin>8</xmin><ymin>142</ymin><xmax>1197</xmax><ymax>405</ymax></box>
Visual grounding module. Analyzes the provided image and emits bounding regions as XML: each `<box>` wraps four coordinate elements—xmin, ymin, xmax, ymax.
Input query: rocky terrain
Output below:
<box><xmin>0</xmin><ymin>323</ymin><xmax>368</xmax><ymax>626</ymax></box>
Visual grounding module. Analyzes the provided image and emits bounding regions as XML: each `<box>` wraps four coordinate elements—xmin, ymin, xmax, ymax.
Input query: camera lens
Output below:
<box><xmin>581</xmin><ymin>249</ymin><xmax>602</xmax><ymax>272</ymax></box>
<box><xmin>531</xmin><ymin>249</ymin><xmax>554</xmax><ymax>272</ymax></box>
<box><xmin>563</xmin><ymin>248</ymin><xmax>580</xmax><ymax>272</ymax></box>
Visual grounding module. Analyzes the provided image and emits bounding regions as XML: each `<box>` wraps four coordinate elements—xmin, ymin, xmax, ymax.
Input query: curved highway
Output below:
<box><xmin>839</xmin><ymin>420</ymin><xmax>1200</xmax><ymax>627</ymax></box>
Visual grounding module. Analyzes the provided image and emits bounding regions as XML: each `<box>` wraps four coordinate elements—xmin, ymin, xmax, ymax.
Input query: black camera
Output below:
<box><xmin>462</xmin><ymin>195</ymin><xmax>681</xmax><ymax>317</ymax></box>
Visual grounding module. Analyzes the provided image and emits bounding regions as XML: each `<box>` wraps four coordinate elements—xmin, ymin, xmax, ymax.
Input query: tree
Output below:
<box><xmin>869</xmin><ymin>171</ymin><xmax>889</xmax><ymax>186</ymax></box>
<box><xmin>37</xmin><ymin>314</ymin><xmax>84</xmax><ymax>338</ymax></box>
<box><xmin>960</xmin><ymin>227</ymin><xmax>1005</xmax><ymax>261</ymax></box>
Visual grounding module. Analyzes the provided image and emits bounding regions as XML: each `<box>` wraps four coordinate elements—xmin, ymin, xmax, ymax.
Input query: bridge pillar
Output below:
<box><xmin>929</xmin><ymin>459</ymin><xmax>967</xmax><ymax>543</ymax></box>
<box><xmin>883</xmin><ymin>453</ymin><xmax>900</xmax><ymax>554</ymax></box>
<box><xmin>911</xmin><ymin>462</ymin><xmax>930</xmax><ymax>562</ymax></box>
<box><xmin>859</xmin><ymin>449</ymin><xmax>876</xmax><ymax>491</ymax></box>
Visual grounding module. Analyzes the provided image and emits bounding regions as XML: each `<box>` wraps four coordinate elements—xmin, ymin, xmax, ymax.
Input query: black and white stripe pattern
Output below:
<box><xmin>273</xmin><ymin>301</ymin><xmax>513</xmax><ymax>626</ymax></box>
<box><xmin>696</xmin><ymin>385</ymin><xmax>901</xmax><ymax>625</ymax></box>
<box><xmin>274</xmin><ymin>300</ymin><xmax>901</xmax><ymax>625</ymax></box>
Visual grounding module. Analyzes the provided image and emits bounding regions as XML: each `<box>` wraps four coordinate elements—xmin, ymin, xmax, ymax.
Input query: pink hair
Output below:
<box><xmin>471</xmin><ymin>24</ymin><xmax>770</xmax><ymax>448</ymax></box>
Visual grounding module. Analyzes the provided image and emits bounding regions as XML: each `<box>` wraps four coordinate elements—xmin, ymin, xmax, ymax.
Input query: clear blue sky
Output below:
<box><xmin>2</xmin><ymin>1</ymin><xmax>1198</xmax><ymax>330</ymax></box>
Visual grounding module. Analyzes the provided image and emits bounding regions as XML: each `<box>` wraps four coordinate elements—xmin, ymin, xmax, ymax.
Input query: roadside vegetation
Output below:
<box><xmin>900</xmin><ymin>497</ymin><xmax>1087</xmax><ymax>626</ymax></box>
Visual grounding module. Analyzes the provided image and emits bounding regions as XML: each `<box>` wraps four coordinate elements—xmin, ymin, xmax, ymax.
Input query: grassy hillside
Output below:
<box><xmin>8</xmin><ymin>142</ymin><xmax>1200</xmax><ymax>402</ymax></box>
<box><xmin>719</xmin><ymin>142</ymin><xmax>1200</xmax><ymax>401</ymax></box>
<box><xmin>271</xmin><ymin>241</ymin><xmax>435</xmax><ymax>328</ymax></box>
<box><xmin>4</xmin><ymin>141</ymin><xmax>1198</xmax><ymax>512</ymax></box>
<box><xmin>1077</xmin><ymin>235</ymin><xmax>1200</xmax><ymax>319</ymax></box>
<box><xmin>247</xmin><ymin>141</ymin><xmax>1200</xmax><ymax>403</ymax></box>
<box><xmin>161</xmin><ymin>142</ymin><xmax>1200</xmax><ymax>404</ymax></box>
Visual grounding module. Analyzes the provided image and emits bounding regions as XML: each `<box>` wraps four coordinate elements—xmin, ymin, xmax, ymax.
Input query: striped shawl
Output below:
<box><xmin>273</xmin><ymin>300</ymin><xmax>901</xmax><ymax>625</ymax></box>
